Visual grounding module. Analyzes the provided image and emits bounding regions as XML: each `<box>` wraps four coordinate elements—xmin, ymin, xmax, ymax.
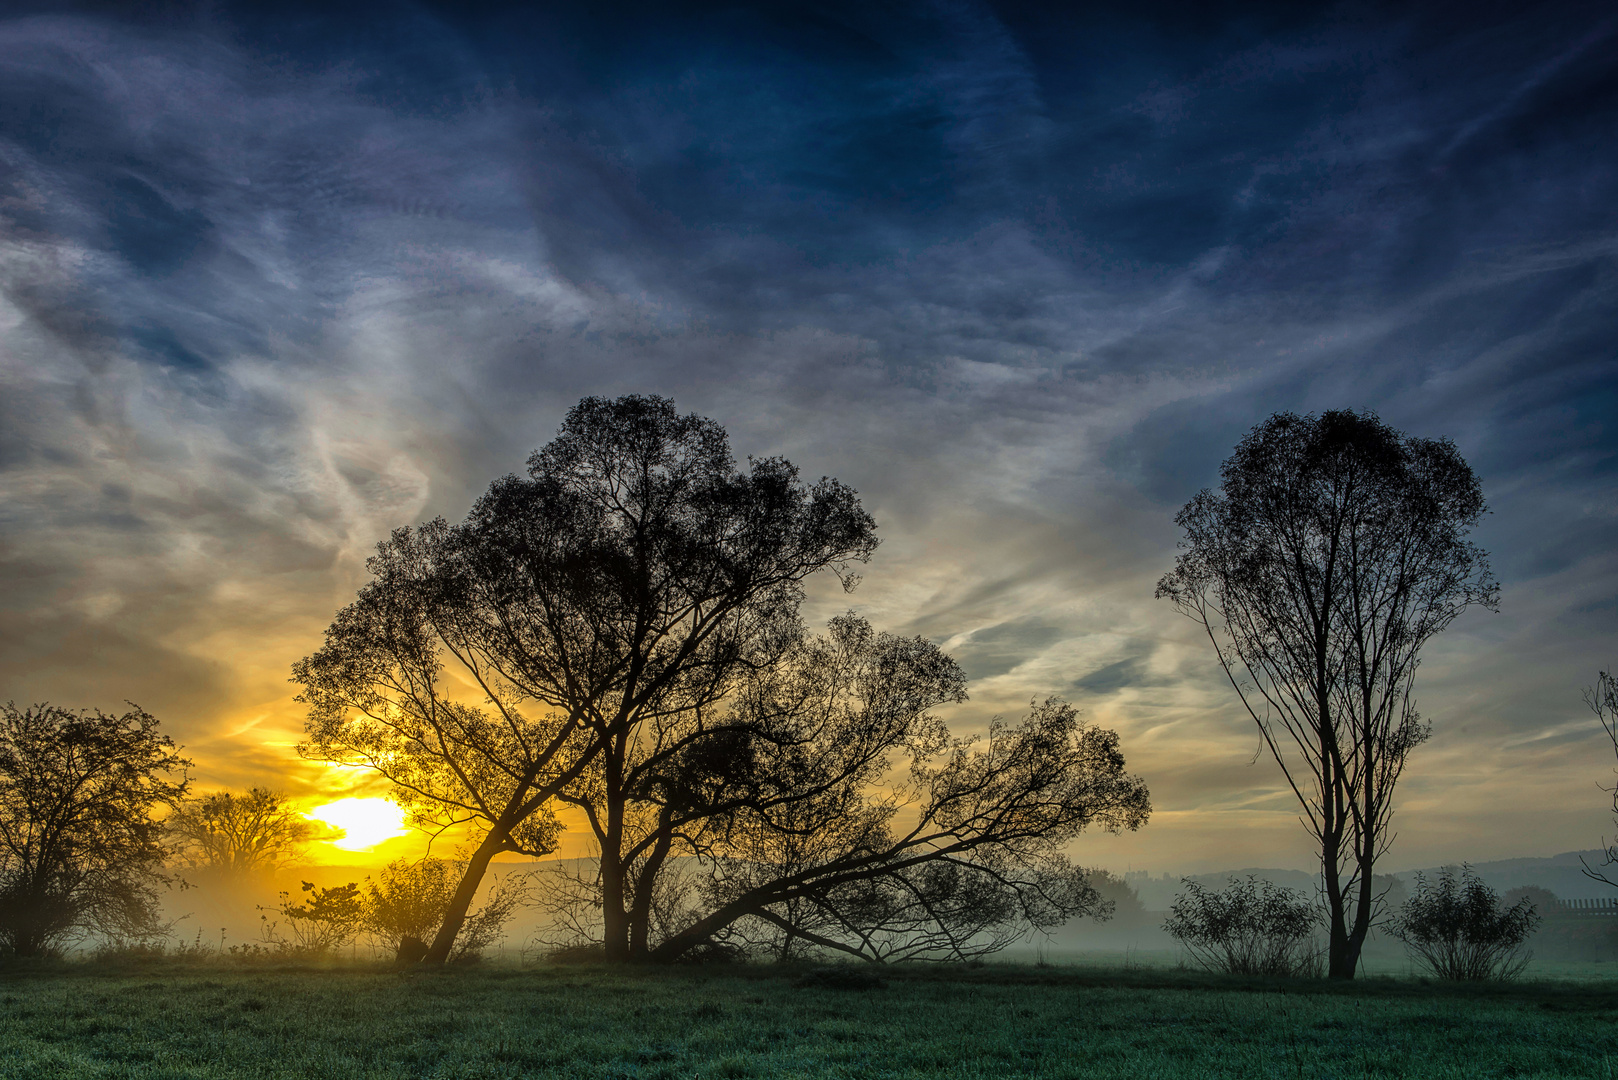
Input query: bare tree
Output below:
<box><xmin>1157</xmin><ymin>410</ymin><xmax>1497</xmax><ymax>978</ymax></box>
<box><xmin>168</xmin><ymin>788</ymin><xmax>314</xmax><ymax>878</ymax></box>
<box><xmin>294</xmin><ymin>394</ymin><xmax>877</xmax><ymax>963</ymax></box>
<box><xmin>1583</xmin><ymin>669</ymin><xmax>1618</xmax><ymax>888</ymax></box>
<box><xmin>0</xmin><ymin>703</ymin><xmax>190</xmax><ymax>956</ymax></box>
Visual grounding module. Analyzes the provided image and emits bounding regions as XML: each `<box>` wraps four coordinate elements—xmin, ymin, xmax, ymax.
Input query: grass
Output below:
<box><xmin>2</xmin><ymin>960</ymin><xmax>1617</xmax><ymax>1078</ymax></box>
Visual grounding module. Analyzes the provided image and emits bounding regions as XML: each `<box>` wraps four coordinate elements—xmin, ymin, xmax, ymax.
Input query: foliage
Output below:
<box><xmin>267</xmin><ymin>881</ymin><xmax>367</xmax><ymax>955</ymax></box>
<box><xmin>0</xmin><ymin>702</ymin><xmax>190</xmax><ymax>957</ymax></box>
<box><xmin>535</xmin><ymin>630</ymin><xmax>1150</xmax><ymax>964</ymax></box>
<box><xmin>167</xmin><ymin>788</ymin><xmax>314</xmax><ymax>877</ymax></box>
<box><xmin>1389</xmin><ymin>865</ymin><xmax>1540</xmax><ymax>980</ymax></box>
<box><xmin>1157</xmin><ymin>410</ymin><xmax>1497</xmax><ymax>978</ymax></box>
<box><xmin>683</xmin><ymin>696</ymin><xmax>1147</xmax><ymax>964</ymax></box>
<box><xmin>1164</xmin><ymin>876</ymin><xmax>1321</xmax><ymax>977</ymax></box>
<box><xmin>3</xmin><ymin>966</ymin><xmax>1616</xmax><ymax>1079</ymax></box>
<box><xmin>363</xmin><ymin>857</ymin><xmax>526</xmax><ymax>962</ymax></box>
<box><xmin>294</xmin><ymin>394</ymin><xmax>877</xmax><ymax>963</ymax></box>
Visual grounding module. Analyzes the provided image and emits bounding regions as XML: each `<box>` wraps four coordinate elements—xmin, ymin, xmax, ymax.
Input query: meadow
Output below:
<box><xmin>2</xmin><ymin>960</ymin><xmax>1616</xmax><ymax>1079</ymax></box>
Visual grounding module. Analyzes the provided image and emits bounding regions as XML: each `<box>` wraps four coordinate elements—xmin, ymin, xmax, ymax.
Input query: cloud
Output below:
<box><xmin>0</xmin><ymin>1</ymin><xmax>1613</xmax><ymax>872</ymax></box>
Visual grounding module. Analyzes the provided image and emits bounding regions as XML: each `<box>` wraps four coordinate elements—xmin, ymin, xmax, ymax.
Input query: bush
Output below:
<box><xmin>1164</xmin><ymin>876</ymin><xmax>1321</xmax><ymax>976</ymax></box>
<box><xmin>265</xmin><ymin>881</ymin><xmax>366</xmax><ymax>955</ymax></box>
<box><xmin>364</xmin><ymin>857</ymin><xmax>525</xmax><ymax>963</ymax></box>
<box><xmin>1389</xmin><ymin>865</ymin><xmax>1539</xmax><ymax>980</ymax></box>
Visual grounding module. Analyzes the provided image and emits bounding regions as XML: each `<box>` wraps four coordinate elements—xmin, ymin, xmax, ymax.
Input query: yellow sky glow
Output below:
<box><xmin>303</xmin><ymin>797</ymin><xmax>410</xmax><ymax>852</ymax></box>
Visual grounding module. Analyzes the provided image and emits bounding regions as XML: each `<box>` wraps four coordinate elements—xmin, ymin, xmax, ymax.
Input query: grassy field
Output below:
<box><xmin>2</xmin><ymin>960</ymin><xmax>1617</xmax><ymax>1079</ymax></box>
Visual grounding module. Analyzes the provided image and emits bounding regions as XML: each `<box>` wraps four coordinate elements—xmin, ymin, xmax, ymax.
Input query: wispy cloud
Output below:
<box><xmin>0</xmin><ymin>2</ymin><xmax>1613</xmax><ymax>870</ymax></box>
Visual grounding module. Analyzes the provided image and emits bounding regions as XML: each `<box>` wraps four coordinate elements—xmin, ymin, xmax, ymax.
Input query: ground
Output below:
<box><xmin>2</xmin><ymin>960</ymin><xmax>1615</xmax><ymax>1079</ymax></box>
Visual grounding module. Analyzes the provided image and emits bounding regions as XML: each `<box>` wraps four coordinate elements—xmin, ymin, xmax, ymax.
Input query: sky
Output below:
<box><xmin>0</xmin><ymin>0</ymin><xmax>1614</xmax><ymax>875</ymax></box>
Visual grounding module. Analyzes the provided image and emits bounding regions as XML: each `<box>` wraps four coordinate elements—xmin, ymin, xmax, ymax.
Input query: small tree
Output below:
<box><xmin>1164</xmin><ymin>876</ymin><xmax>1321</xmax><ymax>976</ymax></box>
<box><xmin>0</xmin><ymin>702</ymin><xmax>190</xmax><ymax>957</ymax></box>
<box><xmin>1389</xmin><ymin>866</ymin><xmax>1539</xmax><ymax>980</ymax></box>
<box><xmin>168</xmin><ymin>788</ymin><xmax>314</xmax><ymax>878</ymax></box>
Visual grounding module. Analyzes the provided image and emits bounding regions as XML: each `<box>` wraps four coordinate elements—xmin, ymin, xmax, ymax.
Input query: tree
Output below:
<box><xmin>534</xmin><ymin>609</ymin><xmax>1150</xmax><ymax>963</ymax></box>
<box><xmin>1389</xmin><ymin>866</ymin><xmax>1539</xmax><ymax>980</ymax></box>
<box><xmin>294</xmin><ymin>394</ymin><xmax>878</xmax><ymax>962</ymax></box>
<box><xmin>667</xmin><ymin>696</ymin><xmax>1149</xmax><ymax>963</ymax></box>
<box><xmin>0</xmin><ymin>703</ymin><xmax>190</xmax><ymax>957</ymax></box>
<box><xmin>1157</xmin><ymin>410</ymin><xmax>1497</xmax><ymax>978</ymax></box>
<box><xmin>1164</xmin><ymin>876</ymin><xmax>1321</xmax><ymax>977</ymax></box>
<box><xmin>168</xmin><ymin>788</ymin><xmax>314</xmax><ymax>878</ymax></box>
<box><xmin>1583</xmin><ymin>669</ymin><xmax>1618</xmax><ymax>888</ymax></box>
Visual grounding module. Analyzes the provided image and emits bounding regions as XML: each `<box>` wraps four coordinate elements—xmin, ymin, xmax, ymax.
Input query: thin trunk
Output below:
<box><xmin>1323</xmin><ymin>820</ymin><xmax>1353</xmax><ymax>978</ymax></box>
<box><xmin>423</xmin><ymin>827</ymin><xmax>505</xmax><ymax>964</ymax></box>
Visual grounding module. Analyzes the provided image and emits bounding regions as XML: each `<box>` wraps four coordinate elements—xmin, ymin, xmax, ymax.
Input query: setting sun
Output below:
<box><xmin>303</xmin><ymin>798</ymin><xmax>410</xmax><ymax>852</ymax></box>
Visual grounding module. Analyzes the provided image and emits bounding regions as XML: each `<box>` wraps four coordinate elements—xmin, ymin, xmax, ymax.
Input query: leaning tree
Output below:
<box><xmin>1157</xmin><ymin>410</ymin><xmax>1497</xmax><ymax>978</ymax></box>
<box><xmin>294</xmin><ymin>394</ymin><xmax>878</xmax><ymax>962</ymax></box>
<box><xmin>538</xmin><ymin>612</ymin><xmax>1151</xmax><ymax>963</ymax></box>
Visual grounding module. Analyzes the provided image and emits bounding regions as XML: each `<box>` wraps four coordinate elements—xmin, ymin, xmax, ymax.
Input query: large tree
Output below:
<box><xmin>294</xmin><ymin>394</ymin><xmax>878</xmax><ymax>962</ymax></box>
<box><xmin>0</xmin><ymin>703</ymin><xmax>190</xmax><ymax>957</ymax></box>
<box><xmin>1157</xmin><ymin>410</ymin><xmax>1497</xmax><ymax>978</ymax></box>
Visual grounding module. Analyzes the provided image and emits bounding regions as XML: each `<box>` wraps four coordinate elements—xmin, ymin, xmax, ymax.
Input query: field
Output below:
<box><xmin>3</xmin><ymin>961</ymin><xmax>1616</xmax><ymax>1079</ymax></box>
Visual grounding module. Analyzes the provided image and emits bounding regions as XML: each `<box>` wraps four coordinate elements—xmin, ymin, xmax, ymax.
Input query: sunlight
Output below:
<box><xmin>303</xmin><ymin>797</ymin><xmax>410</xmax><ymax>851</ymax></box>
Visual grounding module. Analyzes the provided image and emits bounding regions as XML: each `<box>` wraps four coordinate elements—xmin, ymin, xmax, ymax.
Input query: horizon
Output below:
<box><xmin>2</xmin><ymin>1</ymin><xmax>1616</xmax><ymax>882</ymax></box>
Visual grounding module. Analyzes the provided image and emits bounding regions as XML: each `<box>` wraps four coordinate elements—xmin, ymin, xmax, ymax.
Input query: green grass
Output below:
<box><xmin>3</xmin><ymin>961</ymin><xmax>1617</xmax><ymax>1078</ymax></box>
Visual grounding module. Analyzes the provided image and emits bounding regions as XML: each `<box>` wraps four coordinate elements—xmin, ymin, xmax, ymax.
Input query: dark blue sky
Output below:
<box><xmin>1</xmin><ymin>0</ymin><xmax>1614</xmax><ymax>871</ymax></box>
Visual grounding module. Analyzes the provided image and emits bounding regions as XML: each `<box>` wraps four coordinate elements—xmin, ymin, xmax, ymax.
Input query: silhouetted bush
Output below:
<box><xmin>1164</xmin><ymin>876</ymin><xmax>1321</xmax><ymax>976</ymax></box>
<box><xmin>1389</xmin><ymin>866</ymin><xmax>1539</xmax><ymax>980</ymax></box>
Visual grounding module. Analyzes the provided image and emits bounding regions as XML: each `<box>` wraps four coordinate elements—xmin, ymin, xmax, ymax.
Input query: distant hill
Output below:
<box><xmin>1118</xmin><ymin>850</ymin><xmax>1617</xmax><ymax>911</ymax></box>
<box><xmin>1390</xmin><ymin>850</ymin><xmax>1615</xmax><ymax>901</ymax></box>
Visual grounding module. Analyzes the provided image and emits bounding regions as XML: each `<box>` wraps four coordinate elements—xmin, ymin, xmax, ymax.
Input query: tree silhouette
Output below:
<box><xmin>1158</xmin><ymin>410</ymin><xmax>1497</xmax><ymax>978</ymax></box>
<box><xmin>168</xmin><ymin>788</ymin><xmax>314</xmax><ymax>878</ymax></box>
<box><xmin>294</xmin><ymin>394</ymin><xmax>877</xmax><ymax>962</ymax></box>
<box><xmin>537</xmin><ymin>613</ymin><xmax>1150</xmax><ymax>962</ymax></box>
<box><xmin>0</xmin><ymin>703</ymin><xmax>189</xmax><ymax>956</ymax></box>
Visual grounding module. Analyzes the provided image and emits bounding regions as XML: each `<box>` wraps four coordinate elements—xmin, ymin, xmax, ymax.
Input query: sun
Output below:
<box><xmin>304</xmin><ymin>797</ymin><xmax>410</xmax><ymax>852</ymax></box>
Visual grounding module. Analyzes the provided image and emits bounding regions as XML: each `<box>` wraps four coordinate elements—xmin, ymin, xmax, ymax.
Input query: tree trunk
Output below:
<box><xmin>627</xmin><ymin>821</ymin><xmax>673</xmax><ymax>960</ymax></box>
<box><xmin>1323</xmin><ymin>825</ymin><xmax>1353</xmax><ymax>978</ymax></box>
<box><xmin>423</xmin><ymin>827</ymin><xmax>505</xmax><ymax>964</ymax></box>
<box><xmin>601</xmin><ymin>743</ymin><xmax>630</xmax><ymax>961</ymax></box>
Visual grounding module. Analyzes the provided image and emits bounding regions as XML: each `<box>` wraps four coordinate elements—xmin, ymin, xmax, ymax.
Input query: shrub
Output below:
<box><xmin>1164</xmin><ymin>876</ymin><xmax>1321</xmax><ymax>976</ymax></box>
<box><xmin>364</xmin><ymin>857</ymin><xmax>525</xmax><ymax>963</ymax></box>
<box><xmin>1389</xmin><ymin>865</ymin><xmax>1539</xmax><ymax>980</ymax></box>
<box><xmin>266</xmin><ymin>881</ymin><xmax>366</xmax><ymax>955</ymax></box>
